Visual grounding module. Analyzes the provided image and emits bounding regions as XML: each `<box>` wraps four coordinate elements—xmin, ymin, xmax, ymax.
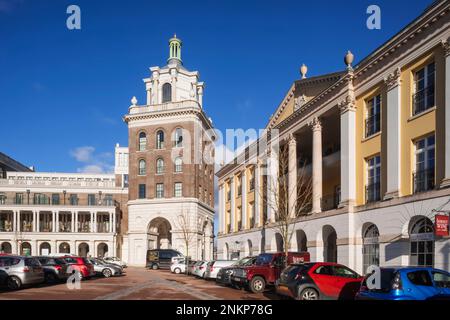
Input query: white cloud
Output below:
<box><xmin>70</xmin><ymin>146</ymin><xmax>95</xmax><ymax>162</ymax></box>
<box><xmin>70</xmin><ymin>146</ymin><xmax>113</xmax><ymax>174</ymax></box>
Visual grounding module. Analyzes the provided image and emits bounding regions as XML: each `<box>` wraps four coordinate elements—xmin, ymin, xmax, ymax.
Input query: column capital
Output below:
<box><xmin>287</xmin><ymin>133</ymin><xmax>297</xmax><ymax>146</ymax></box>
<box><xmin>384</xmin><ymin>67</ymin><xmax>402</xmax><ymax>91</ymax></box>
<box><xmin>442</xmin><ymin>38</ymin><xmax>450</xmax><ymax>57</ymax></box>
<box><xmin>308</xmin><ymin>117</ymin><xmax>322</xmax><ymax>131</ymax></box>
<box><xmin>338</xmin><ymin>96</ymin><xmax>356</xmax><ymax>114</ymax></box>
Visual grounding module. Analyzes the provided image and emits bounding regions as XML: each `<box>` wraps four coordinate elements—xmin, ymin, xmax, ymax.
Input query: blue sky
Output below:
<box><xmin>0</xmin><ymin>0</ymin><xmax>434</xmax><ymax>173</ymax></box>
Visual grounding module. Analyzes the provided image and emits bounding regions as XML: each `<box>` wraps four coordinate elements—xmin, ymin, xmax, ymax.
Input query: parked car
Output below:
<box><xmin>231</xmin><ymin>252</ymin><xmax>310</xmax><ymax>293</ymax></box>
<box><xmin>146</xmin><ymin>249</ymin><xmax>183</xmax><ymax>270</ymax></box>
<box><xmin>87</xmin><ymin>258</ymin><xmax>122</xmax><ymax>278</ymax></box>
<box><xmin>355</xmin><ymin>267</ymin><xmax>450</xmax><ymax>300</ymax></box>
<box><xmin>192</xmin><ymin>260</ymin><xmax>208</xmax><ymax>278</ymax></box>
<box><xmin>170</xmin><ymin>259</ymin><xmax>197</xmax><ymax>274</ymax></box>
<box><xmin>216</xmin><ymin>256</ymin><xmax>256</xmax><ymax>286</ymax></box>
<box><xmin>36</xmin><ymin>256</ymin><xmax>70</xmax><ymax>283</ymax></box>
<box><xmin>63</xmin><ymin>256</ymin><xmax>95</xmax><ymax>280</ymax></box>
<box><xmin>103</xmin><ymin>256</ymin><xmax>127</xmax><ymax>268</ymax></box>
<box><xmin>0</xmin><ymin>255</ymin><xmax>45</xmax><ymax>290</ymax></box>
<box><xmin>188</xmin><ymin>260</ymin><xmax>198</xmax><ymax>275</ymax></box>
<box><xmin>275</xmin><ymin>262</ymin><xmax>362</xmax><ymax>300</ymax></box>
<box><xmin>204</xmin><ymin>260</ymin><xmax>235</xmax><ymax>280</ymax></box>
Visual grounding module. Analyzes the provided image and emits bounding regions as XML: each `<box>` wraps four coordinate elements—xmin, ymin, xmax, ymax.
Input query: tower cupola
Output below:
<box><xmin>168</xmin><ymin>34</ymin><xmax>182</xmax><ymax>65</ymax></box>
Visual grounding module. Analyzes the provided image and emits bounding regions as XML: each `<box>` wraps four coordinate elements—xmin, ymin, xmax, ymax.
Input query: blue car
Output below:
<box><xmin>356</xmin><ymin>267</ymin><xmax>450</xmax><ymax>300</ymax></box>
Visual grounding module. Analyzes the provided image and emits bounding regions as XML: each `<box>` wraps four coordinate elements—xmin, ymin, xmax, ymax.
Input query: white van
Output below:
<box><xmin>204</xmin><ymin>260</ymin><xmax>235</xmax><ymax>279</ymax></box>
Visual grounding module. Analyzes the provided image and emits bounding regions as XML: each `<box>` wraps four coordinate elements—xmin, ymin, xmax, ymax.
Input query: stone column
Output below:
<box><xmin>52</xmin><ymin>211</ymin><xmax>56</xmax><ymax>232</ymax></box>
<box><xmin>441</xmin><ymin>39</ymin><xmax>450</xmax><ymax>188</ymax></box>
<box><xmin>384</xmin><ymin>67</ymin><xmax>402</xmax><ymax>199</ymax></box>
<box><xmin>71</xmin><ymin>212</ymin><xmax>75</xmax><ymax>232</ymax></box>
<box><xmin>112</xmin><ymin>211</ymin><xmax>116</xmax><ymax>233</ymax></box>
<box><xmin>339</xmin><ymin>99</ymin><xmax>357</xmax><ymax>207</ymax></box>
<box><xmin>267</xmin><ymin>143</ymin><xmax>279</xmax><ymax>222</ymax></box>
<box><xmin>310</xmin><ymin>117</ymin><xmax>323</xmax><ymax>213</ymax></box>
<box><xmin>109</xmin><ymin>212</ymin><xmax>113</xmax><ymax>233</ymax></box>
<box><xmin>145</xmin><ymin>82</ymin><xmax>152</xmax><ymax>105</ymax></box>
<box><xmin>171</xmin><ymin>69</ymin><xmax>177</xmax><ymax>102</ymax></box>
<box><xmin>230</xmin><ymin>178</ymin><xmax>235</xmax><ymax>232</ymax></box>
<box><xmin>152</xmin><ymin>71</ymin><xmax>159</xmax><ymax>104</ymax></box>
<box><xmin>90</xmin><ymin>212</ymin><xmax>94</xmax><ymax>232</ymax></box>
<box><xmin>198</xmin><ymin>86</ymin><xmax>204</xmax><ymax>106</ymax></box>
<box><xmin>13</xmin><ymin>210</ymin><xmax>17</xmax><ymax>232</ymax></box>
<box><xmin>218</xmin><ymin>184</ymin><xmax>224</xmax><ymax>234</ymax></box>
<box><xmin>74</xmin><ymin>211</ymin><xmax>78</xmax><ymax>233</ymax></box>
<box><xmin>255</xmin><ymin>162</ymin><xmax>261</xmax><ymax>227</ymax></box>
<box><xmin>288</xmin><ymin>134</ymin><xmax>297</xmax><ymax>217</ymax></box>
<box><xmin>242</xmin><ymin>170</ymin><xmax>247</xmax><ymax>229</ymax></box>
<box><xmin>55</xmin><ymin>211</ymin><xmax>59</xmax><ymax>232</ymax></box>
<box><xmin>33</xmin><ymin>211</ymin><xmax>37</xmax><ymax>232</ymax></box>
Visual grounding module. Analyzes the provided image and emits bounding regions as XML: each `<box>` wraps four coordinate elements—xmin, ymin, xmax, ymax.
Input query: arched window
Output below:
<box><xmin>410</xmin><ymin>216</ymin><xmax>434</xmax><ymax>267</ymax></box>
<box><xmin>156</xmin><ymin>130</ymin><xmax>164</xmax><ymax>149</ymax></box>
<box><xmin>162</xmin><ymin>83</ymin><xmax>172</xmax><ymax>103</ymax></box>
<box><xmin>174</xmin><ymin>157</ymin><xmax>183</xmax><ymax>173</ymax></box>
<box><xmin>174</xmin><ymin>128</ymin><xmax>183</xmax><ymax>148</ymax></box>
<box><xmin>138</xmin><ymin>132</ymin><xmax>147</xmax><ymax>151</ymax></box>
<box><xmin>362</xmin><ymin>224</ymin><xmax>380</xmax><ymax>273</ymax></box>
<box><xmin>139</xmin><ymin>159</ymin><xmax>146</xmax><ymax>175</ymax></box>
<box><xmin>156</xmin><ymin>158</ymin><xmax>164</xmax><ymax>174</ymax></box>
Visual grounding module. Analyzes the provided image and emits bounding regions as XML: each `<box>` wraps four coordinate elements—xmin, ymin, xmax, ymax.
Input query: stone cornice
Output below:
<box><xmin>384</xmin><ymin>67</ymin><xmax>402</xmax><ymax>91</ymax></box>
<box><xmin>442</xmin><ymin>37</ymin><xmax>450</xmax><ymax>57</ymax></box>
<box><xmin>353</xmin><ymin>1</ymin><xmax>449</xmax><ymax>80</ymax></box>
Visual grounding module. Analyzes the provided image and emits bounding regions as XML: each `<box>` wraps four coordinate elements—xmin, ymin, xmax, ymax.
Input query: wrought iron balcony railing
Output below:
<box><xmin>365</xmin><ymin>114</ymin><xmax>381</xmax><ymax>137</ymax></box>
<box><xmin>365</xmin><ymin>182</ymin><xmax>381</xmax><ymax>203</ymax></box>
<box><xmin>413</xmin><ymin>85</ymin><xmax>435</xmax><ymax>115</ymax></box>
<box><xmin>413</xmin><ymin>168</ymin><xmax>435</xmax><ymax>193</ymax></box>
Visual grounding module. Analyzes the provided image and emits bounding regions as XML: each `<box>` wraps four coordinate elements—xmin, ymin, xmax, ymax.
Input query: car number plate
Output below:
<box><xmin>232</xmin><ymin>277</ymin><xmax>241</xmax><ymax>282</ymax></box>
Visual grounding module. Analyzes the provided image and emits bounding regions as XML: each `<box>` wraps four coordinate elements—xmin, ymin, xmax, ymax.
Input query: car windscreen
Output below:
<box><xmin>0</xmin><ymin>257</ymin><xmax>21</xmax><ymax>267</ymax></box>
<box><xmin>363</xmin><ymin>269</ymin><xmax>396</xmax><ymax>292</ymax></box>
<box><xmin>283</xmin><ymin>264</ymin><xmax>310</xmax><ymax>279</ymax></box>
<box><xmin>255</xmin><ymin>254</ymin><xmax>273</xmax><ymax>265</ymax></box>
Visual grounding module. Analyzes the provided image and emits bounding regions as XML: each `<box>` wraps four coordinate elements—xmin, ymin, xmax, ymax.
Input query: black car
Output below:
<box><xmin>146</xmin><ymin>249</ymin><xmax>182</xmax><ymax>270</ymax></box>
<box><xmin>216</xmin><ymin>256</ymin><xmax>256</xmax><ymax>286</ymax></box>
<box><xmin>35</xmin><ymin>256</ymin><xmax>69</xmax><ymax>283</ymax></box>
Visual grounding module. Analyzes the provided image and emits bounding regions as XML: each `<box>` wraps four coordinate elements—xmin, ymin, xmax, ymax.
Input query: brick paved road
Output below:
<box><xmin>0</xmin><ymin>267</ymin><xmax>280</xmax><ymax>300</ymax></box>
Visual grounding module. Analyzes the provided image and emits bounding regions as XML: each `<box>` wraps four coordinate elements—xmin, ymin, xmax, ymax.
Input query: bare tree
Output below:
<box><xmin>262</xmin><ymin>144</ymin><xmax>312</xmax><ymax>265</ymax></box>
<box><xmin>174</xmin><ymin>207</ymin><xmax>196</xmax><ymax>274</ymax></box>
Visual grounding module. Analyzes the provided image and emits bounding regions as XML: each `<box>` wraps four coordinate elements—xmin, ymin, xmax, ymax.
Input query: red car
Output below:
<box><xmin>63</xmin><ymin>256</ymin><xmax>95</xmax><ymax>279</ymax></box>
<box><xmin>275</xmin><ymin>262</ymin><xmax>363</xmax><ymax>300</ymax></box>
<box><xmin>231</xmin><ymin>252</ymin><xmax>310</xmax><ymax>293</ymax></box>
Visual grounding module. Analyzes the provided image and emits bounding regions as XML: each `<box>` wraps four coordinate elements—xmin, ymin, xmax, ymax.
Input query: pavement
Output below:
<box><xmin>0</xmin><ymin>267</ymin><xmax>280</xmax><ymax>300</ymax></box>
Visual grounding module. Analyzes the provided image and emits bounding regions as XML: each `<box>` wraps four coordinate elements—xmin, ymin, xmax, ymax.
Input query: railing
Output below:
<box><xmin>96</xmin><ymin>222</ymin><xmax>110</xmax><ymax>233</ymax></box>
<box><xmin>321</xmin><ymin>194</ymin><xmax>340</xmax><ymax>211</ymax></box>
<box><xmin>249</xmin><ymin>216</ymin><xmax>255</xmax><ymax>229</ymax></box>
<box><xmin>249</xmin><ymin>178</ymin><xmax>255</xmax><ymax>191</ymax></box>
<box><xmin>128</xmin><ymin>100</ymin><xmax>201</xmax><ymax>115</ymax></box>
<box><xmin>365</xmin><ymin>114</ymin><xmax>380</xmax><ymax>137</ymax></box>
<box><xmin>365</xmin><ymin>182</ymin><xmax>381</xmax><ymax>203</ymax></box>
<box><xmin>0</xmin><ymin>198</ymin><xmax>116</xmax><ymax>207</ymax></box>
<box><xmin>0</xmin><ymin>178</ymin><xmax>116</xmax><ymax>188</ymax></box>
<box><xmin>413</xmin><ymin>85</ymin><xmax>435</xmax><ymax>115</ymax></box>
<box><xmin>413</xmin><ymin>168</ymin><xmax>435</xmax><ymax>193</ymax></box>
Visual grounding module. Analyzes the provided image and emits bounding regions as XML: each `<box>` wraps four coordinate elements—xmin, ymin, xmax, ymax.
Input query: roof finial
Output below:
<box><xmin>300</xmin><ymin>63</ymin><xmax>308</xmax><ymax>79</ymax></box>
<box><xmin>344</xmin><ymin>50</ymin><xmax>354</xmax><ymax>71</ymax></box>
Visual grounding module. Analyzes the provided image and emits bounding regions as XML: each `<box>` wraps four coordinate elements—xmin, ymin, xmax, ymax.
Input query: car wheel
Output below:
<box><xmin>6</xmin><ymin>276</ymin><xmax>22</xmax><ymax>290</ymax></box>
<box><xmin>152</xmin><ymin>264</ymin><xmax>159</xmax><ymax>270</ymax></box>
<box><xmin>249</xmin><ymin>276</ymin><xmax>265</xmax><ymax>294</ymax></box>
<box><xmin>102</xmin><ymin>268</ymin><xmax>112</xmax><ymax>278</ymax></box>
<box><xmin>299</xmin><ymin>288</ymin><xmax>319</xmax><ymax>300</ymax></box>
<box><xmin>174</xmin><ymin>268</ymin><xmax>181</xmax><ymax>274</ymax></box>
<box><xmin>45</xmin><ymin>273</ymin><xmax>58</xmax><ymax>283</ymax></box>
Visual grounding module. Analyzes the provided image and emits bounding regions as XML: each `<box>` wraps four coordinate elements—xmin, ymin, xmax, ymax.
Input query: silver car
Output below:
<box><xmin>0</xmin><ymin>256</ymin><xmax>45</xmax><ymax>290</ymax></box>
<box><xmin>88</xmin><ymin>258</ymin><xmax>122</xmax><ymax>277</ymax></box>
<box><xmin>204</xmin><ymin>260</ymin><xmax>235</xmax><ymax>279</ymax></box>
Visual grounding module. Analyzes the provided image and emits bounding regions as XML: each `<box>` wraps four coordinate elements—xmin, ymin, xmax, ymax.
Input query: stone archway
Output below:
<box><xmin>21</xmin><ymin>242</ymin><xmax>32</xmax><ymax>256</ymax></box>
<box><xmin>78</xmin><ymin>242</ymin><xmax>89</xmax><ymax>257</ymax></box>
<box><xmin>271</xmin><ymin>233</ymin><xmax>284</xmax><ymax>252</ymax></box>
<box><xmin>97</xmin><ymin>242</ymin><xmax>109</xmax><ymax>257</ymax></box>
<box><xmin>323</xmin><ymin>225</ymin><xmax>337</xmax><ymax>263</ymax></box>
<box><xmin>39</xmin><ymin>242</ymin><xmax>51</xmax><ymax>255</ymax></box>
<box><xmin>0</xmin><ymin>242</ymin><xmax>12</xmax><ymax>254</ymax></box>
<box><xmin>59</xmin><ymin>242</ymin><xmax>70</xmax><ymax>254</ymax></box>
<box><xmin>296</xmin><ymin>229</ymin><xmax>307</xmax><ymax>252</ymax></box>
<box><xmin>147</xmin><ymin>217</ymin><xmax>172</xmax><ymax>250</ymax></box>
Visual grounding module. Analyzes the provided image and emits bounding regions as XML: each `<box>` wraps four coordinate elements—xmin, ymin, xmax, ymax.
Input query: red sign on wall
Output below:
<box><xmin>435</xmin><ymin>215</ymin><xmax>449</xmax><ymax>236</ymax></box>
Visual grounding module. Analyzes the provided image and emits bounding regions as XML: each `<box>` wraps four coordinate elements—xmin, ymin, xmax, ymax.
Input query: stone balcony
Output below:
<box><xmin>128</xmin><ymin>100</ymin><xmax>201</xmax><ymax>115</ymax></box>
